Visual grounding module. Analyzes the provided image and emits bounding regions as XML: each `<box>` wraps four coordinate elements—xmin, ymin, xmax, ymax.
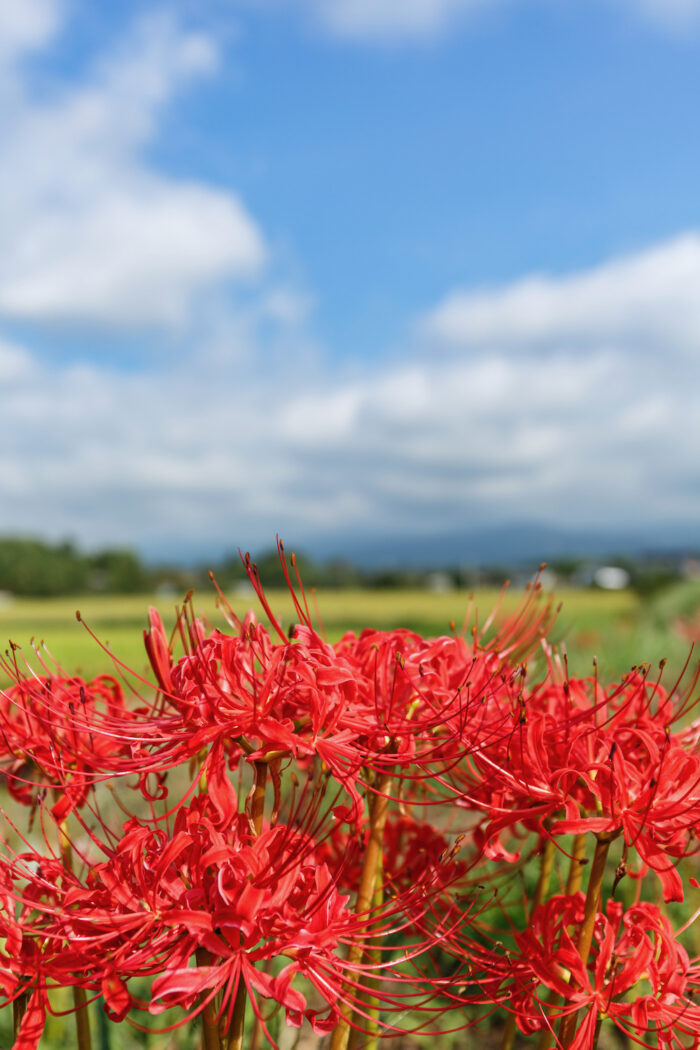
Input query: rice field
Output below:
<box><xmin>0</xmin><ymin>579</ymin><xmax>699</xmax><ymax>684</ymax></box>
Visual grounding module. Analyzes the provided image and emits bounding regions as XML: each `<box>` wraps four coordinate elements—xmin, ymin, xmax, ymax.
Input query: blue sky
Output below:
<box><xmin>2</xmin><ymin>0</ymin><xmax>700</xmax><ymax>562</ymax></box>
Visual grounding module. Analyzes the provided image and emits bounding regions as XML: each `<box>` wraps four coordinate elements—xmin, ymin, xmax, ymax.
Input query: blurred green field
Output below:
<box><xmin>1</xmin><ymin>578</ymin><xmax>700</xmax><ymax>683</ymax></box>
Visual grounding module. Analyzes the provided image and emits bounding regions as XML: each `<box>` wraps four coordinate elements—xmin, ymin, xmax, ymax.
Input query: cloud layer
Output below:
<box><xmin>4</xmin><ymin>229</ymin><xmax>700</xmax><ymax>557</ymax></box>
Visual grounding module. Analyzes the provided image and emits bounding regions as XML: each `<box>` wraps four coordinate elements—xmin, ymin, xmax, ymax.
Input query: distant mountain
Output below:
<box><xmin>141</xmin><ymin>520</ymin><xmax>700</xmax><ymax>571</ymax></box>
<box><xmin>307</xmin><ymin>522</ymin><xmax>700</xmax><ymax>569</ymax></box>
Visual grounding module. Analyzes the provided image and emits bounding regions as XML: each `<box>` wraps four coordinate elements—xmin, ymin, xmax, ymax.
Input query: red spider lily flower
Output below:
<box><xmin>0</xmin><ymin>796</ymin><xmax>351</xmax><ymax>1035</ymax></box>
<box><xmin>0</xmin><ymin>863</ymin><xmax>51</xmax><ymax>1050</ymax></box>
<box><xmin>144</xmin><ymin>611</ymin><xmax>468</xmax><ymax>806</ymax></box>
<box><xmin>465</xmin><ymin>892</ymin><xmax>700</xmax><ymax>1050</ymax></box>
<box><xmin>242</xmin><ymin>542</ymin><xmax>553</xmax><ymax>775</ymax></box>
<box><xmin>331</xmin><ymin>627</ymin><xmax>494</xmax><ymax>776</ymax></box>
<box><xmin>142</xmin><ymin>608</ymin><xmax>370</xmax><ymax>823</ymax></box>
<box><xmin>318</xmin><ymin>811</ymin><xmax>470</xmax><ymax>900</ymax></box>
<box><xmin>81</xmin><ymin>611</ymin><xmax>499</xmax><ymax>827</ymax></box>
<box><xmin>12</xmin><ymin>603</ymin><xmax>366</xmax><ymax>828</ymax></box>
<box><xmin>0</xmin><ymin>790</ymin><xmax>478</xmax><ymax>1046</ymax></box>
<box><xmin>0</xmin><ymin>670</ymin><xmax>131</xmax><ymax>819</ymax></box>
<box><xmin>455</xmin><ymin>669</ymin><xmax>700</xmax><ymax>899</ymax></box>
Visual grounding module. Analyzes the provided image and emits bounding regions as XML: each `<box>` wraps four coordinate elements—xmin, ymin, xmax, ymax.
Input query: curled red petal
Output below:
<box><xmin>101</xmin><ymin>972</ymin><xmax>131</xmax><ymax>1022</ymax></box>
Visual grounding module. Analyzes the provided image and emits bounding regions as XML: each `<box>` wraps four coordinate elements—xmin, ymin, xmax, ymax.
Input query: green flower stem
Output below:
<box><xmin>500</xmin><ymin>836</ymin><xmax>556</xmax><ymax>1050</ymax></box>
<box><xmin>197</xmin><ymin>948</ymin><xmax>221</xmax><ymax>1050</ymax></box>
<box><xmin>532</xmin><ymin>835</ymin><xmax>556</xmax><ymax>912</ymax></box>
<box><xmin>558</xmin><ymin>833</ymin><xmax>615</xmax><ymax>1049</ymax></box>
<box><xmin>250</xmin><ymin>760</ymin><xmax>267</xmax><ymax>836</ymax></box>
<box><xmin>537</xmin><ymin>833</ymin><xmax>587</xmax><ymax>1050</ymax></box>
<box><xmin>13</xmin><ymin>990</ymin><xmax>29</xmax><ymax>1039</ymax></box>
<box><xmin>225</xmin><ymin>982</ymin><xmax>247</xmax><ymax>1050</ymax></box>
<box><xmin>565</xmin><ymin>833</ymin><xmax>588</xmax><ymax>896</ymax></box>
<box><xmin>73</xmin><ymin>987</ymin><xmax>93</xmax><ymax>1050</ymax></box>
<box><xmin>226</xmin><ymin>761</ymin><xmax>268</xmax><ymax>1050</ymax></box>
<box><xmin>58</xmin><ymin>818</ymin><xmax>93</xmax><ymax>1050</ymax></box>
<box><xmin>348</xmin><ymin>803</ymin><xmax>385</xmax><ymax>1050</ymax></box>
<box><xmin>330</xmin><ymin>771</ymin><xmax>394</xmax><ymax>1050</ymax></box>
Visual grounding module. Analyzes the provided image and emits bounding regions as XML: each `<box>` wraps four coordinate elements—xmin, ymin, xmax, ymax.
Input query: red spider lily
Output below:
<box><xmin>0</xmin><ymin>607</ymin><xmax>367</xmax><ymax>829</ymax></box>
<box><xmin>241</xmin><ymin>543</ymin><xmax>553</xmax><ymax>772</ymax></box>
<box><xmin>0</xmin><ymin>670</ymin><xmax>131</xmax><ymax>819</ymax></box>
<box><xmin>162</xmin><ymin>612</ymin><xmax>362</xmax><ymax>762</ymax></box>
<box><xmin>318</xmin><ymin>810</ymin><xmax>470</xmax><ymax>900</ymax></box>
<box><xmin>454</xmin><ymin>668</ymin><xmax>700</xmax><ymax>899</ymax></box>
<box><xmin>145</xmin><ymin>607</ymin><xmax>503</xmax><ymax>804</ymax></box>
<box><xmin>461</xmin><ymin>891</ymin><xmax>700</xmax><ymax>1049</ymax></box>
<box><xmin>144</xmin><ymin>608</ymin><xmax>371</xmax><ymax>823</ymax></box>
<box><xmin>0</xmin><ymin>850</ymin><xmax>55</xmax><ymax>1050</ymax></box>
<box><xmin>331</xmin><ymin>626</ymin><xmax>508</xmax><ymax>779</ymax></box>
<box><xmin>0</xmin><ymin>789</ymin><xmax>479</xmax><ymax>1048</ymax></box>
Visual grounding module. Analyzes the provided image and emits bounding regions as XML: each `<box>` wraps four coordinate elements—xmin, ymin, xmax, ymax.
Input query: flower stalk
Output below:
<box><xmin>537</xmin><ymin>833</ymin><xmax>588</xmax><ymax>1050</ymax></box>
<box><xmin>226</xmin><ymin>761</ymin><xmax>268</xmax><ymax>1050</ymax></box>
<box><xmin>565</xmin><ymin>833</ymin><xmax>588</xmax><ymax>896</ymax></box>
<box><xmin>13</xmin><ymin>990</ymin><xmax>29</xmax><ymax>1039</ymax></box>
<box><xmin>558</xmin><ymin>832</ymin><xmax>616</xmax><ymax>1049</ymax></box>
<box><xmin>196</xmin><ymin>949</ymin><xmax>221</xmax><ymax>1050</ymax></box>
<box><xmin>58</xmin><ymin>815</ymin><xmax>93</xmax><ymax>1050</ymax></box>
<box><xmin>330</xmin><ymin>771</ymin><xmax>394</xmax><ymax>1050</ymax></box>
<box><xmin>348</xmin><ymin>800</ymin><xmax>386</xmax><ymax>1050</ymax></box>
<box><xmin>73</xmin><ymin>988</ymin><xmax>93</xmax><ymax>1050</ymax></box>
<box><xmin>501</xmin><ymin>836</ymin><xmax>555</xmax><ymax>1050</ymax></box>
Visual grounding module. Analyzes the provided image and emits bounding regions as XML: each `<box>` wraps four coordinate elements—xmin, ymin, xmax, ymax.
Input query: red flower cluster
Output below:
<box><xmin>450</xmin><ymin>665</ymin><xmax>700</xmax><ymax>901</ymax></box>
<box><xmin>3</xmin><ymin>796</ymin><xmax>362</xmax><ymax>1032</ymax></box>
<box><xmin>0</xmin><ymin>546</ymin><xmax>698</xmax><ymax>1050</ymax></box>
<box><xmin>464</xmin><ymin>892</ymin><xmax>700</xmax><ymax>1049</ymax></box>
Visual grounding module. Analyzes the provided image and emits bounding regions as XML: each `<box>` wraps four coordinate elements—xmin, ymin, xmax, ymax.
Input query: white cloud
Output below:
<box><xmin>0</xmin><ymin>0</ymin><xmax>61</xmax><ymax>65</ymax></box>
<box><xmin>423</xmin><ymin>234</ymin><xmax>700</xmax><ymax>353</ymax></box>
<box><xmin>0</xmin><ymin>337</ymin><xmax>34</xmax><ymax>381</ymax></box>
<box><xmin>628</xmin><ymin>0</ymin><xmax>700</xmax><ymax>29</ymax></box>
<box><xmin>257</xmin><ymin>288</ymin><xmax>314</xmax><ymax>326</ymax></box>
<box><xmin>301</xmin><ymin>0</ymin><xmax>493</xmax><ymax>40</ymax></box>
<box><xmin>0</xmin><ymin>182</ymin><xmax>264</xmax><ymax>328</ymax></box>
<box><xmin>0</xmin><ymin>11</ymin><xmax>265</xmax><ymax>330</ymax></box>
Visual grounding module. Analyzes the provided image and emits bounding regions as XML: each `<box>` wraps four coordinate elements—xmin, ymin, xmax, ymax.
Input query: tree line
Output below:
<box><xmin>0</xmin><ymin>536</ymin><xmax>688</xmax><ymax>597</ymax></box>
<box><xmin>0</xmin><ymin>537</ymin><xmax>431</xmax><ymax>597</ymax></box>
